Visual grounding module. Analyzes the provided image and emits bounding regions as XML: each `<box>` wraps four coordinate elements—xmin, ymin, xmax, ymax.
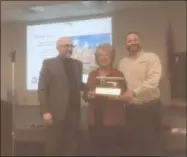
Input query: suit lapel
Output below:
<box><xmin>56</xmin><ymin>56</ymin><xmax>80</xmax><ymax>87</ymax></box>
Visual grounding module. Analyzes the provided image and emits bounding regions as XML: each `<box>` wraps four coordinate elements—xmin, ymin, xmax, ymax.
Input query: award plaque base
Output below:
<box><xmin>95</xmin><ymin>76</ymin><xmax>124</xmax><ymax>97</ymax></box>
<box><xmin>95</xmin><ymin>87</ymin><xmax>121</xmax><ymax>96</ymax></box>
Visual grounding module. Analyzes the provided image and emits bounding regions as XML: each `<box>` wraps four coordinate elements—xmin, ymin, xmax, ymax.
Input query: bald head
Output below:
<box><xmin>56</xmin><ymin>37</ymin><xmax>73</xmax><ymax>57</ymax></box>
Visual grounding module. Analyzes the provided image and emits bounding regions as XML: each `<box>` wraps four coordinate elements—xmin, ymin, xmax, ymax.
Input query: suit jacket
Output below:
<box><xmin>38</xmin><ymin>55</ymin><xmax>82</xmax><ymax>121</ymax></box>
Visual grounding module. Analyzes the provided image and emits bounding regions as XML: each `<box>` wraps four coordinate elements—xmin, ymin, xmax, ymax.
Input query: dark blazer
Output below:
<box><xmin>38</xmin><ymin>55</ymin><xmax>82</xmax><ymax>121</ymax></box>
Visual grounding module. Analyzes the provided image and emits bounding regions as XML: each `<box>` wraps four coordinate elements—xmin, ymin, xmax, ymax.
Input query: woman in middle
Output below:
<box><xmin>83</xmin><ymin>43</ymin><xmax>127</xmax><ymax>156</ymax></box>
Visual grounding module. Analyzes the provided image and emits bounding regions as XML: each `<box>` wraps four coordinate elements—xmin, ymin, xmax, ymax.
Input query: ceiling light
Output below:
<box><xmin>81</xmin><ymin>1</ymin><xmax>95</xmax><ymax>6</ymax></box>
<box><xmin>81</xmin><ymin>1</ymin><xmax>111</xmax><ymax>6</ymax></box>
<box><xmin>106</xmin><ymin>1</ymin><xmax>112</xmax><ymax>4</ymax></box>
<box><xmin>29</xmin><ymin>6</ymin><xmax>45</xmax><ymax>13</ymax></box>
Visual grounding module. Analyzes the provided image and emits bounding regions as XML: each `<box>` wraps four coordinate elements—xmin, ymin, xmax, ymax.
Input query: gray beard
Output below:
<box><xmin>59</xmin><ymin>52</ymin><xmax>72</xmax><ymax>58</ymax></box>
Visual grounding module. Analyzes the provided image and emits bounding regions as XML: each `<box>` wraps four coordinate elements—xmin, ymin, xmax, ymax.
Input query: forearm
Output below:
<box><xmin>133</xmin><ymin>79</ymin><xmax>160</xmax><ymax>96</ymax></box>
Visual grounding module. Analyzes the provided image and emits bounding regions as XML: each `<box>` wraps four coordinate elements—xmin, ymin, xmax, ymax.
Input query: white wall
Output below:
<box><xmin>1</xmin><ymin>4</ymin><xmax>186</xmax><ymax>106</ymax></box>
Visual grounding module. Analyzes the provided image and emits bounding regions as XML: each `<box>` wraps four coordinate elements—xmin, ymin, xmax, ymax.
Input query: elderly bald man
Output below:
<box><xmin>38</xmin><ymin>37</ymin><xmax>83</xmax><ymax>156</ymax></box>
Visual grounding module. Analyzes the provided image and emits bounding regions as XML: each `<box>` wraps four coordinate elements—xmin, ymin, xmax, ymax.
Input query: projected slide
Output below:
<box><xmin>27</xmin><ymin>17</ymin><xmax>112</xmax><ymax>90</ymax></box>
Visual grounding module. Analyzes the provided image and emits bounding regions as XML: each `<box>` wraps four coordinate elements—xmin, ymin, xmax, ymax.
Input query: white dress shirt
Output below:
<box><xmin>118</xmin><ymin>51</ymin><xmax>162</xmax><ymax>104</ymax></box>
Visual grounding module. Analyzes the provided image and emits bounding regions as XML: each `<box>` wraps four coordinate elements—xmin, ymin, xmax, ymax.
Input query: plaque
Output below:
<box><xmin>95</xmin><ymin>76</ymin><xmax>125</xmax><ymax>97</ymax></box>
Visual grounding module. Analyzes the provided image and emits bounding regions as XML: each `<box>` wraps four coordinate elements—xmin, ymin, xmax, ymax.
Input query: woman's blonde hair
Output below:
<box><xmin>95</xmin><ymin>43</ymin><xmax>116</xmax><ymax>66</ymax></box>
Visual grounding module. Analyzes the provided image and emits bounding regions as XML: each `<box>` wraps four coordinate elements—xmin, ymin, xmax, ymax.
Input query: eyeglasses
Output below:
<box><xmin>59</xmin><ymin>44</ymin><xmax>75</xmax><ymax>48</ymax></box>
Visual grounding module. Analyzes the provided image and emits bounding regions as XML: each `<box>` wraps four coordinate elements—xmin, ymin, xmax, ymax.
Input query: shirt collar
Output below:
<box><xmin>57</xmin><ymin>54</ymin><xmax>72</xmax><ymax>60</ymax></box>
<box><xmin>128</xmin><ymin>49</ymin><xmax>144</xmax><ymax>59</ymax></box>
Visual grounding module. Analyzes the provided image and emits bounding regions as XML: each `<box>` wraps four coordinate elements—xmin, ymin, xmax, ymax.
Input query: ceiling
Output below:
<box><xmin>1</xmin><ymin>1</ymin><xmax>163</xmax><ymax>22</ymax></box>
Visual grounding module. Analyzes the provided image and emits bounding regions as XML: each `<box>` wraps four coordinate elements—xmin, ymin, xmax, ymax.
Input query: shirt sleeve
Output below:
<box><xmin>38</xmin><ymin>59</ymin><xmax>51</xmax><ymax>115</ymax></box>
<box><xmin>116</xmin><ymin>70</ymin><xmax>127</xmax><ymax>93</ymax></box>
<box><xmin>117</xmin><ymin>60</ymin><xmax>123</xmax><ymax>72</ymax></box>
<box><xmin>82</xmin><ymin>71</ymin><xmax>96</xmax><ymax>102</ymax></box>
<box><xmin>133</xmin><ymin>54</ymin><xmax>162</xmax><ymax>96</ymax></box>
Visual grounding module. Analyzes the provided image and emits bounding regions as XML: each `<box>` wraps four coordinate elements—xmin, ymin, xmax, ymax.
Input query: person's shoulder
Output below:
<box><xmin>118</xmin><ymin>57</ymin><xmax>129</xmax><ymax>70</ymax></box>
<box><xmin>71</xmin><ymin>58</ymin><xmax>82</xmax><ymax>66</ymax></box>
<box><xmin>119</xmin><ymin>57</ymin><xmax>128</xmax><ymax>62</ymax></box>
<box><xmin>74</xmin><ymin>58</ymin><xmax>82</xmax><ymax>65</ymax></box>
<box><xmin>142</xmin><ymin>52</ymin><xmax>161</xmax><ymax>64</ymax></box>
<box><xmin>143</xmin><ymin>52</ymin><xmax>160</xmax><ymax>59</ymax></box>
<box><xmin>119</xmin><ymin>57</ymin><xmax>129</xmax><ymax>65</ymax></box>
<box><xmin>42</xmin><ymin>57</ymin><xmax>56</xmax><ymax>64</ymax></box>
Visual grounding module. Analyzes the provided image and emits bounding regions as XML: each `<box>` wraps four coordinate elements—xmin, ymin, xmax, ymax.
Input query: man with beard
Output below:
<box><xmin>38</xmin><ymin>37</ymin><xmax>82</xmax><ymax>156</ymax></box>
<box><xmin>118</xmin><ymin>32</ymin><xmax>163</xmax><ymax>156</ymax></box>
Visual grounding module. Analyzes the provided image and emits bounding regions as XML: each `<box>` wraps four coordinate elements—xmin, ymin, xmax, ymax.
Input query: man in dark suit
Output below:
<box><xmin>38</xmin><ymin>37</ymin><xmax>83</xmax><ymax>156</ymax></box>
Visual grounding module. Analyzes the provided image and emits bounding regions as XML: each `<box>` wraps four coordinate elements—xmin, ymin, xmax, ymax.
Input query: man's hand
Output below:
<box><xmin>118</xmin><ymin>90</ymin><xmax>134</xmax><ymax>101</ymax></box>
<box><xmin>42</xmin><ymin>112</ymin><xmax>52</xmax><ymax>124</ymax></box>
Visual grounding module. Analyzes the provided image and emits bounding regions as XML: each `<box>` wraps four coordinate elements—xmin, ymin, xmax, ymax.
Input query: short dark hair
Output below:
<box><xmin>125</xmin><ymin>31</ymin><xmax>140</xmax><ymax>40</ymax></box>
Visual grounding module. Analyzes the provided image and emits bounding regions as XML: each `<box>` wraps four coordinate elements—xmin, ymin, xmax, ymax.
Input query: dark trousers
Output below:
<box><xmin>88</xmin><ymin>125</ymin><xmax>125</xmax><ymax>156</ymax></box>
<box><xmin>45</xmin><ymin>120</ymin><xmax>78</xmax><ymax>156</ymax></box>
<box><xmin>125</xmin><ymin>99</ymin><xmax>164</xmax><ymax>156</ymax></box>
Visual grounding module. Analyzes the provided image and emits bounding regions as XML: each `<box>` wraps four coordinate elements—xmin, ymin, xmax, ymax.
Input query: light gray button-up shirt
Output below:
<box><xmin>118</xmin><ymin>51</ymin><xmax>162</xmax><ymax>104</ymax></box>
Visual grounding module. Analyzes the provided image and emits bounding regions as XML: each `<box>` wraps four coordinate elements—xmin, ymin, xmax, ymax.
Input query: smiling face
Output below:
<box><xmin>95</xmin><ymin>44</ymin><xmax>115</xmax><ymax>68</ymax></box>
<box><xmin>56</xmin><ymin>37</ymin><xmax>73</xmax><ymax>57</ymax></box>
<box><xmin>96</xmin><ymin>49</ymin><xmax>112</xmax><ymax>67</ymax></box>
<box><xmin>125</xmin><ymin>33</ymin><xmax>142</xmax><ymax>54</ymax></box>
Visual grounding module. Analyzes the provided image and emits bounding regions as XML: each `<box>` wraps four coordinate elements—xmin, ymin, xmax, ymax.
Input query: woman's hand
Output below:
<box><xmin>87</xmin><ymin>90</ymin><xmax>96</xmax><ymax>100</ymax></box>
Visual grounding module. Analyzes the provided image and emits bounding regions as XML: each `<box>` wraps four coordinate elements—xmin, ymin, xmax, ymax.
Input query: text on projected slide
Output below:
<box><xmin>26</xmin><ymin>17</ymin><xmax>112</xmax><ymax>90</ymax></box>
